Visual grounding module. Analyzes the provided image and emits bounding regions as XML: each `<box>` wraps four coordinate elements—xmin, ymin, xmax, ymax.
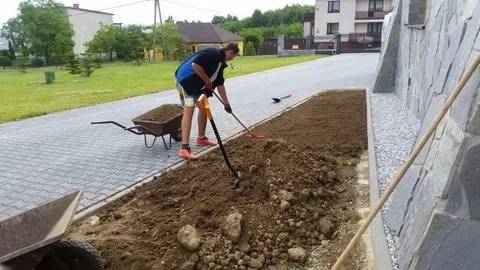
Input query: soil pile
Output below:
<box><xmin>69</xmin><ymin>90</ymin><xmax>368</xmax><ymax>269</ymax></box>
<box><xmin>137</xmin><ymin>104</ymin><xmax>183</xmax><ymax>123</ymax></box>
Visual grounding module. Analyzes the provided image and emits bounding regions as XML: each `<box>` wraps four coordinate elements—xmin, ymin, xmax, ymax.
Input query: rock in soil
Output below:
<box><xmin>288</xmin><ymin>247</ymin><xmax>307</xmax><ymax>262</ymax></box>
<box><xmin>279</xmin><ymin>190</ymin><xmax>293</xmax><ymax>202</ymax></box>
<box><xmin>177</xmin><ymin>225</ymin><xmax>202</xmax><ymax>251</ymax></box>
<box><xmin>319</xmin><ymin>218</ymin><xmax>336</xmax><ymax>238</ymax></box>
<box><xmin>280</xmin><ymin>200</ymin><xmax>290</xmax><ymax>211</ymax></box>
<box><xmin>223</xmin><ymin>211</ymin><xmax>243</xmax><ymax>242</ymax></box>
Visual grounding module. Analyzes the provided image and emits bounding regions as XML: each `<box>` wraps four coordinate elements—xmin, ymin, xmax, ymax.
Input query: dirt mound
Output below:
<box><xmin>137</xmin><ymin>104</ymin><xmax>183</xmax><ymax>123</ymax></box>
<box><xmin>69</xmin><ymin>90</ymin><xmax>368</xmax><ymax>269</ymax></box>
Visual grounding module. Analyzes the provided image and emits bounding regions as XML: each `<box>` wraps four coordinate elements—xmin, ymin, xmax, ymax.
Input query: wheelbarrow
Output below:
<box><xmin>0</xmin><ymin>190</ymin><xmax>104</xmax><ymax>270</ymax></box>
<box><xmin>91</xmin><ymin>104</ymin><xmax>183</xmax><ymax>149</ymax></box>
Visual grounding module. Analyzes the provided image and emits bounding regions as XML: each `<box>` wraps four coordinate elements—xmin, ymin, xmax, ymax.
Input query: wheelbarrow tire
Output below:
<box><xmin>36</xmin><ymin>240</ymin><xmax>103</xmax><ymax>270</ymax></box>
<box><xmin>170</xmin><ymin>129</ymin><xmax>182</xmax><ymax>142</ymax></box>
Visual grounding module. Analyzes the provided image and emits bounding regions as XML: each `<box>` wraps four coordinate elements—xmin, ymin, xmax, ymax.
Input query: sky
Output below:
<box><xmin>0</xmin><ymin>0</ymin><xmax>315</xmax><ymax>26</ymax></box>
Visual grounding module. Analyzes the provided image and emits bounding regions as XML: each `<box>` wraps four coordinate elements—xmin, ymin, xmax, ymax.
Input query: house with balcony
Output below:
<box><xmin>311</xmin><ymin>0</ymin><xmax>395</xmax><ymax>51</ymax></box>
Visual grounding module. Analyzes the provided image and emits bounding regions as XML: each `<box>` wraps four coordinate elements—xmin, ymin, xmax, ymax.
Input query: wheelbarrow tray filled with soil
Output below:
<box><xmin>132</xmin><ymin>104</ymin><xmax>183</xmax><ymax>137</ymax></box>
<box><xmin>91</xmin><ymin>104</ymin><xmax>184</xmax><ymax>149</ymax></box>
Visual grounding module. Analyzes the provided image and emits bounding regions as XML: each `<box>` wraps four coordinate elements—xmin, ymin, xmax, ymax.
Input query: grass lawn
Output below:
<box><xmin>0</xmin><ymin>55</ymin><xmax>326</xmax><ymax>123</ymax></box>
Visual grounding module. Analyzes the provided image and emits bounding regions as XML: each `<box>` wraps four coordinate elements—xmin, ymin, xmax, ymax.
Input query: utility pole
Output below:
<box><xmin>151</xmin><ymin>0</ymin><xmax>168</xmax><ymax>62</ymax></box>
<box><xmin>156</xmin><ymin>0</ymin><xmax>168</xmax><ymax>60</ymax></box>
<box><xmin>151</xmin><ymin>0</ymin><xmax>157</xmax><ymax>62</ymax></box>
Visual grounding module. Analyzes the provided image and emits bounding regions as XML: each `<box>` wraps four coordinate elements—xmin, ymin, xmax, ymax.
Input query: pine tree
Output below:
<box><xmin>65</xmin><ymin>52</ymin><xmax>81</xmax><ymax>75</ymax></box>
<box><xmin>80</xmin><ymin>53</ymin><xmax>95</xmax><ymax>77</ymax></box>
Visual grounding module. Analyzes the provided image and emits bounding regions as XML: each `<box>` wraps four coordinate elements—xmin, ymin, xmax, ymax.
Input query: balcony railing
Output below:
<box><xmin>355</xmin><ymin>11</ymin><xmax>389</xmax><ymax>20</ymax></box>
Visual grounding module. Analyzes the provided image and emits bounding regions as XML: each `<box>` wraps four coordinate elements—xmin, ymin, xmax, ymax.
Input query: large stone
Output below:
<box><xmin>223</xmin><ymin>211</ymin><xmax>243</xmax><ymax>242</ymax></box>
<box><xmin>287</xmin><ymin>247</ymin><xmax>306</xmax><ymax>262</ymax></box>
<box><xmin>319</xmin><ymin>218</ymin><xmax>335</xmax><ymax>238</ymax></box>
<box><xmin>177</xmin><ymin>225</ymin><xmax>202</xmax><ymax>251</ymax></box>
<box><xmin>385</xmin><ymin>164</ymin><xmax>422</xmax><ymax>235</ymax></box>
<box><xmin>279</xmin><ymin>190</ymin><xmax>293</xmax><ymax>202</ymax></box>
<box><xmin>413</xmin><ymin>213</ymin><xmax>480</xmax><ymax>270</ymax></box>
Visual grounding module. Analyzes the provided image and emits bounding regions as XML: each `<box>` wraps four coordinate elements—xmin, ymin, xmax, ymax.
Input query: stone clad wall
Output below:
<box><xmin>372</xmin><ymin>0</ymin><xmax>480</xmax><ymax>269</ymax></box>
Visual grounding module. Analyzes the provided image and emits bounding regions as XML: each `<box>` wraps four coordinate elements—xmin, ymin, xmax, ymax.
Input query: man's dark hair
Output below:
<box><xmin>223</xmin><ymin>43</ymin><xmax>240</xmax><ymax>54</ymax></box>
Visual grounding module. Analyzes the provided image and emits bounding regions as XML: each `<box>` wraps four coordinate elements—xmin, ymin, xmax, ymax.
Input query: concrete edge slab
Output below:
<box><xmin>366</xmin><ymin>93</ymin><xmax>394</xmax><ymax>270</ymax></box>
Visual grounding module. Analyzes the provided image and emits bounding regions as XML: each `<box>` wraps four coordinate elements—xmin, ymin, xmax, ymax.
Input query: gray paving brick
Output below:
<box><xmin>0</xmin><ymin>53</ymin><xmax>378</xmax><ymax>219</ymax></box>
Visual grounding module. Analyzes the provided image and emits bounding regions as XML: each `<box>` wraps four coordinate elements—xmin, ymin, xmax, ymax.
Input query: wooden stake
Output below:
<box><xmin>331</xmin><ymin>54</ymin><xmax>480</xmax><ymax>270</ymax></box>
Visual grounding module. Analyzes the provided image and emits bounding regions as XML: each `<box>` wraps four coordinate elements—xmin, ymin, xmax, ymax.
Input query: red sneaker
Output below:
<box><xmin>178</xmin><ymin>148</ymin><xmax>198</xmax><ymax>159</ymax></box>
<box><xmin>197</xmin><ymin>137</ymin><xmax>217</xmax><ymax>146</ymax></box>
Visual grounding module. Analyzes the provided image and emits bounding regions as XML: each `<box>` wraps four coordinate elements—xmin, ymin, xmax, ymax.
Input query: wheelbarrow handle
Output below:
<box><xmin>91</xmin><ymin>121</ymin><xmax>128</xmax><ymax>129</ymax></box>
<box><xmin>91</xmin><ymin>121</ymin><xmax>149</xmax><ymax>136</ymax></box>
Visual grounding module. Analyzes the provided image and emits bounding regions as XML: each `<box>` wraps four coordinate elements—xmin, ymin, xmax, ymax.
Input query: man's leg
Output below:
<box><xmin>181</xmin><ymin>106</ymin><xmax>194</xmax><ymax>146</ymax></box>
<box><xmin>198</xmin><ymin>108</ymin><xmax>207</xmax><ymax>139</ymax></box>
<box><xmin>196</xmin><ymin>97</ymin><xmax>217</xmax><ymax>146</ymax></box>
<box><xmin>177</xmin><ymin>83</ymin><xmax>198</xmax><ymax>159</ymax></box>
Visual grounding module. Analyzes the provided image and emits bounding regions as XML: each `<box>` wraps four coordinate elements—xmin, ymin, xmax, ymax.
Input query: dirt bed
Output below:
<box><xmin>69</xmin><ymin>90</ymin><xmax>369</xmax><ymax>270</ymax></box>
<box><xmin>137</xmin><ymin>104</ymin><xmax>183</xmax><ymax>123</ymax></box>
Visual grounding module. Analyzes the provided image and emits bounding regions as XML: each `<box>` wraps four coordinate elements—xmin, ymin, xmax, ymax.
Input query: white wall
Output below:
<box><xmin>65</xmin><ymin>8</ymin><xmax>113</xmax><ymax>55</ymax></box>
<box><xmin>315</xmin><ymin>0</ymin><xmax>356</xmax><ymax>41</ymax></box>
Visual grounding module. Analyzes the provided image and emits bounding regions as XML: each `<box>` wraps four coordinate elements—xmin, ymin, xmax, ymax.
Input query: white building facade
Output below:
<box><xmin>64</xmin><ymin>4</ymin><xmax>114</xmax><ymax>55</ymax></box>
<box><xmin>314</xmin><ymin>0</ymin><xmax>395</xmax><ymax>44</ymax></box>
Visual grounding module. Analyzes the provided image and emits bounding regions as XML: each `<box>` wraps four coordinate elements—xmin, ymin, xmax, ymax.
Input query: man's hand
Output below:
<box><xmin>224</xmin><ymin>103</ymin><xmax>232</xmax><ymax>114</ymax></box>
<box><xmin>203</xmin><ymin>88</ymin><xmax>213</xmax><ymax>97</ymax></box>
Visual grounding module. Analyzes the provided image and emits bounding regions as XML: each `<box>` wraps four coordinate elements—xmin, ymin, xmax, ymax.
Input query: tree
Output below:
<box><xmin>51</xmin><ymin>51</ymin><xmax>68</xmax><ymax>69</ymax></box>
<box><xmin>250</xmin><ymin>9</ymin><xmax>264</xmax><ymax>28</ymax></box>
<box><xmin>65</xmin><ymin>52</ymin><xmax>81</xmax><ymax>75</ymax></box>
<box><xmin>87</xmin><ymin>24</ymin><xmax>148</xmax><ymax>62</ymax></box>
<box><xmin>1</xmin><ymin>0</ymin><xmax>74</xmax><ymax>65</ymax></box>
<box><xmin>239</xmin><ymin>28</ymin><xmax>263</xmax><ymax>55</ymax></box>
<box><xmin>15</xmin><ymin>56</ymin><xmax>29</xmax><ymax>73</ymax></box>
<box><xmin>80</xmin><ymin>53</ymin><xmax>96</xmax><ymax>77</ymax></box>
<box><xmin>151</xmin><ymin>21</ymin><xmax>188</xmax><ymax>61</ymax></box>
<box><xmin>214</xmin><ymin>4</ymin><xmax>314</xmax><ymax>34</ymax></box>
<box><xmin>0</xmin><ymin>56</ymin><xmax>12</xmax><ymax>70</ymax></box>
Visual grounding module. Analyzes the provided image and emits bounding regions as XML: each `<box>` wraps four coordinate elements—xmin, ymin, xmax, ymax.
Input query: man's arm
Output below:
<box><xmin>192</xmin><ymin>63</ymin><xmax>212</xmax><ymax>90</ymax></box>
<box><xmin>217</xmin><ymin>85</ymin><xmax>232</xmax><ymax>113</ymax></box>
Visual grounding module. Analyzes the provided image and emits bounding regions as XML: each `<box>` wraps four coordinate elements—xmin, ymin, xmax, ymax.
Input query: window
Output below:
<box><xmin>328</xmin><ymin>1</ymin><xmax>340</xmax><ymax>13</ymax></box>
<box><xmin>408</xmin><ymin>0</ymin><xmax>426</xmax><ymax>25</ymax></box>
<box><xmin>367</xmin><ymin>22</ymin><xmax>383</xmax><ymax>33</ymax></box>
<box><xmin>369</xmin><ymin>0</ymin><xmax>384</xmax><ymax>11</ymax></box>
<box><xmin>327</xmin><ymin>23</ymin><xmax>339</xmax><ymax>35</ymax></box>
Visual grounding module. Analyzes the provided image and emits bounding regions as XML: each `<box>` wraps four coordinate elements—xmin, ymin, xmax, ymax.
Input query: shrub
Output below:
<box><xmin>30</xmin><ymin>57</ymin><xmax>46</xmax><ymax>67</ymax></box>
<box><xmin>0</xmin><ymin>56</ymin><xmax>13</xmax><ymax>70</ymax></box>
<box><xmin>15</xmin><ymin>57</ymin><xmax>30</xmax><ymax>73</ymax></box>
<box><xmin>80</xmin><ymin>53</ymin><xmax>96</xmax><ymax>77</ymax></box>
<box><xmin>65</xmin><ymin>53</ymin><xmax>81</xmax><ymax>75</ymax></box>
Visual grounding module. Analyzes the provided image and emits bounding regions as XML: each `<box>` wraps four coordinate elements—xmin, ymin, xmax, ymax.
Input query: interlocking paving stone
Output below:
<box><xmin>0</xmin><ymin>53</ymin><xmax>378</xmax><ymax>221</ymax></box>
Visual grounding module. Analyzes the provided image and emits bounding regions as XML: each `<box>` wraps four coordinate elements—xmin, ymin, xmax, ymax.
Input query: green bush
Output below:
<box><xmin>65</xmin><ymin>53</ymin><xmax>81</xmax><ymax>75</ymax></box>
<box><xmin>80</xmin><ymin>53</ymin><xmax>96</xmax><ymax>77</ymax></box>
<box><xmin>0</xmin><ymin>56</ymin><xmax>13</xmax><ymax>70</ymax></box>
<box><xmin>15</xmin><ymin>57</ymin><xmax>30</xmax><ymax>73</ymax></box>
<box><xmin>30</xmin><ymin>57</ymin><xmax>46</xmax><ymax>67</ymax></box>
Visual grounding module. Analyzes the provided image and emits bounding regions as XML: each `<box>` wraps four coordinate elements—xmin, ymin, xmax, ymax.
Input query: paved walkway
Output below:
<box><xmin>0</xmin><ymin>53</ymin><xmax>379</xmax><ymax>220</ymax></box>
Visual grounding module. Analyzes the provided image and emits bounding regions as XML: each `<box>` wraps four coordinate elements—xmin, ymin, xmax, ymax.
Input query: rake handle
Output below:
<box><xmin>212</xmin><ymin>91</ymin><xmax>258</xmax><ymax>138</ymax></box>
<box><xmin>331</xmin><ymin>54</ymin><xmax>480</xmax><ymax>270</ymax></box>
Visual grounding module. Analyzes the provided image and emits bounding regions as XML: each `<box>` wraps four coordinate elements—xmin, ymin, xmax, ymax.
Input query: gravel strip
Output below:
<box><xmin>368</xmin><ymin>92</ymin><xmax>421</xmax><ymax>269</ymax></box>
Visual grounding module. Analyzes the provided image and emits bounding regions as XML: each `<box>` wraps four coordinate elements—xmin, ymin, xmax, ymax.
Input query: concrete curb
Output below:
<box><xmin>366</xmin><ymin>93</ymin><xmax>393</xmax><ymax>270</ymax></box>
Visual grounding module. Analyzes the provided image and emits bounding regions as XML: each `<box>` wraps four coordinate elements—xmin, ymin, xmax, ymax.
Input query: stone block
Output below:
<box><xmin>396</xmin><ymin>172</ymin><xmax>435</xmax><ymax>268</ymax></box>
<box><xmin>413</xmin><ymin>212</ymin><xmax>480</xmax><ymax>270</ymax></box>
<box><xmin>445</xmin><ymin>138</ymin><xmax>480</xmax><ymax>219</ymax></box>
<box><xmin>385</xmin><ymin>164</ymin><xmax>422</xmax><ymax>235</ymax></box>
<box><xmin>467</xmin><ymin>96</ymin><xmax>480</xmax><ymax>135</ymax></box>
